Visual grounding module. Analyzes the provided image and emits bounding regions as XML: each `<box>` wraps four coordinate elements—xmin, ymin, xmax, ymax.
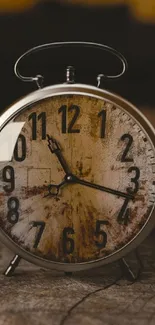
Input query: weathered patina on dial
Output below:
<box><xmin>0</xmin><ymin>87</ymin><xmax>155</xmax><ymax>270</ymax></box>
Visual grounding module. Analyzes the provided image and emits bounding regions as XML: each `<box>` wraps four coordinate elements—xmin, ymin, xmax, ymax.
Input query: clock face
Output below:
<box><xmin>0</xmin><ymin>87</ymin><xmax>155</xmax><ymax>270</ymax></box>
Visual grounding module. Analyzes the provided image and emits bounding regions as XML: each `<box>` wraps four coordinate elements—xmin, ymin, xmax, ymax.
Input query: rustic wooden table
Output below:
<box><xmin>0</xmin><ymin>107</ymin><xmax>155</xmax><ymax>325</ymax></box>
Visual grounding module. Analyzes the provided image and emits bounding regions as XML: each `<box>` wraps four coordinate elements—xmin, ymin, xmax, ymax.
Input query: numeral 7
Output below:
<box><xmin>30</xmin><ymin>221</ymin><xmax>46</xmax><ymax>248</ymax></box>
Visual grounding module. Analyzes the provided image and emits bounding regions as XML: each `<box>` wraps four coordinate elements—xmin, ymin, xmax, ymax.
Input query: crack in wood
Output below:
<box><xmin>59</xmin><ymin>275</ymin><xmax>122</xmax><ymax>325</ymax></box>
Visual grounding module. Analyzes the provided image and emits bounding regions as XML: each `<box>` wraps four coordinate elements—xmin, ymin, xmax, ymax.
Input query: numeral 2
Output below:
<box><xmin>121</xmin><ymin>134</ymin><xmax>133</xmax><ymax>162</ymax></box>
<box><xmin>28</xmin><ymin>112</ymin><xmax>46</xmax><ymax>140</ymax></box>
<box><xmin>58</xmin><ymin>105</ymin><xmax>80</xmax><ymax>133</ymax></box>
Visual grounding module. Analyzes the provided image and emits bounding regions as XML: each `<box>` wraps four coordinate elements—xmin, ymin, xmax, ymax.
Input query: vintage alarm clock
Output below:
<box><xmin>0</xmin><ymin>42</ymin><xmax>155</xmax><ymax>278</ymax></box>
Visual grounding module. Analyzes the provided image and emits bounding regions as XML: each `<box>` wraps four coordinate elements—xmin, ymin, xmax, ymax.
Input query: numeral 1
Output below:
<box><xmin>28</xmin><ymin>112</ymin><xmax>46</xmax><ymax>140</ymax></box>
<box><xmin>98</xmin><ymin>109</ymin><xmax>106</xmax><ymax>138</ymax></box>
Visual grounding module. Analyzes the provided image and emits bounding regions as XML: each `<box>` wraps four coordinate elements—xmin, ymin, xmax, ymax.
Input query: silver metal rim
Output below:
<box><xmin>0</xmin><ymin>83</ymin><xmax>155</xmax><ymax>272</ymax></box>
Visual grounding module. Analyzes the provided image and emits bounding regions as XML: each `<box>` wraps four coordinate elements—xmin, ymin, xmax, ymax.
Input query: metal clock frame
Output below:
<box><xmin>0</xmin><ymin>83</ymin><xmax>155</xmax><ymax>273</ymax></box>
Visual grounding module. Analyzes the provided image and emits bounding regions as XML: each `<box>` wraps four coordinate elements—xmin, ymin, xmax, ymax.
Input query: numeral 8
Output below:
<box><xmin>7</xmin><ymin>197</ymin><xmax>19</xmax><ymax>224</ymax></box>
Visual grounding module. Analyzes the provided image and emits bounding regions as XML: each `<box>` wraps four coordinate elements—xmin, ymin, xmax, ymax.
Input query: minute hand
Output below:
<box><xmin>74</xmin><ymin>177</ymin><xmax>134</xmax><ymax>200</ymax></box>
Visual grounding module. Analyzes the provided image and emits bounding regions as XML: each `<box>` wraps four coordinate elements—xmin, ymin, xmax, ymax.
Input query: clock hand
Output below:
<box><xmin>44</xmin><ymin>179</ymin><xmax>67</xmax><ymax>198</ymax></box>
<box><xmin>47</xmin><ymin>134</ymin><xmax>71</xmax><ymax>175</ymax></box>
<box><xmin>67</xmin><ymin>175</ymin><xmax>134</xmax><ymax>200</ymax></box>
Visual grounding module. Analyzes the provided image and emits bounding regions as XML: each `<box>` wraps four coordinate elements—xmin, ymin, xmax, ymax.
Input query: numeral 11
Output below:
<box><xmin>28</xmin><ymin>112</ymin><xmax>46</xmax><ymax>140</ymax></box>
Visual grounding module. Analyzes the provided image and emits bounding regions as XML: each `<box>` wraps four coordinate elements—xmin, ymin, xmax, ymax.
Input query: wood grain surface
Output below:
<box><xmin>0</xmin><ymin>233</ymin><xmax>155</xmax><ymax>325</ymax></box>
<box><xmin>0</xmin><ymin>107</ymin><xmax>155</xmax><ymax>325</ymax></box>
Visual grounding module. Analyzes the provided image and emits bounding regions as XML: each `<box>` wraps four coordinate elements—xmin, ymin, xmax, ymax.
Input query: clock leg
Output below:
<box><xmin>3</xmin><ymin>254</ymin><xmax>21</xmax><ymax>277</ymax></box>
<box><xmin>119</xmin><ymin>249</ymin><xmax>143</xmax><ymax>282</ymax></box>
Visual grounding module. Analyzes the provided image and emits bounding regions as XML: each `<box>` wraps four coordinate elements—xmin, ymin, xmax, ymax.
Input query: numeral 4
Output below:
<box><xmin>117</xmin><ymin>198</ymin><xmax>130</xmax><ymax>225</ymax></box>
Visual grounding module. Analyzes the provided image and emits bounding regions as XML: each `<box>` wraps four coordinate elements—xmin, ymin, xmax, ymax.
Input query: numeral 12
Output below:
<box><xmin>58</xmin><ymin>105</ymin><xmax>80</xmax><ymax>133</ymax></box>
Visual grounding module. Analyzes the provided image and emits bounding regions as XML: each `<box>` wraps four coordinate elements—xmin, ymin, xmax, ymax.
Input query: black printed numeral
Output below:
<box><xmin>30</xmin><ymin>221</ymin><xmax>46</xmax><ymax>248</ymax></box>
<box><xmin>58</xmin><ymin>105</ymin><xmax>80</xmax><ymax>133</ymax></box>
<box><xmin>98</xmin><ymin>109</ymin><xmax>107</xmax><ymax>138</ymax></box>
<box><xmin>2</xmin><ymin>166</ymin><xmax>15</xmax><ymax>193</ymax></box>
<box><xmin>14</xmin><ymin>134</ymin><xmax>26</xmax><ymax>162</ymax></box>
<box><xmin>127</xmin><ymin>166</ymin><xmax>140</xmax><ymax>194</ymax></box>
<box><xmin>121</xmin><ymin>134</ymin><xmax>133</xmax><ymax>162</ymax></box>
<box><xmin>63</xmin><ymin>227</ymin><xmax>75</xmax><ymax>254</ymax></box>
<box><xmin>95</xmin><ymin>220</ymin><xmax>109</xmax><ymax>248</ymax></box>
<box><xmin>7</xmin><ymin>197</ymin><xmax>19</xmax><ymax>224</ymax></box>
<box><xmin>28</xmin><ymin>112</ymin><xmax>46</xmax><ymax>140</ymax></box>
<box><xmin>117</xmin><ymin>198</ymin><xmax>130</xmax><ymax>225</ymax></box>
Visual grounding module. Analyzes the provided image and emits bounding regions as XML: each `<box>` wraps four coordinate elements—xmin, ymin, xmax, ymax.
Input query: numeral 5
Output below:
<box><xmin>95</xmin><ymin>220</ymin><xmax>109</xmax><ymax>248</ymax></box>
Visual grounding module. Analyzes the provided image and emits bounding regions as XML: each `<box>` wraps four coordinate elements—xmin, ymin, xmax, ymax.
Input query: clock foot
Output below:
<box><xmin>119</xmin><ymin>250</ymin><xmax>143</xmax><ymax>282</ymax></box>
<box><xmin>65</xmin><ymin>272</ymin><xmax>73</xmax><ymax>276</ymax></box>
<box><xmin>3</xmin><ymin>254</ymin><xmax>21</xmax><ymax>277</ymax></box>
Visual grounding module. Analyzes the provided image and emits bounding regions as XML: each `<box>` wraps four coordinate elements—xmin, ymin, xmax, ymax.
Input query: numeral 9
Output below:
<box><xmin>2</xmin><ymin>166</ymin><xmax>15</xmax><ymax>193</ymax></box>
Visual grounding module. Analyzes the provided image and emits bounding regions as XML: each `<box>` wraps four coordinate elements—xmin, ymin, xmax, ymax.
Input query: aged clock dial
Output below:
<box><xmin>0</xmin><ymin>85</ymin><xmax>154</xmax><ymax>271</ymax></box>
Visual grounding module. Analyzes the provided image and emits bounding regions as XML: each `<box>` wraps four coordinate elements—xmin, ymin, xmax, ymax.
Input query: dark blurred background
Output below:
<box><xmin>0</xmin><ymin>0</ymin><xmax>155</xmax><ymax>111</ymax></box>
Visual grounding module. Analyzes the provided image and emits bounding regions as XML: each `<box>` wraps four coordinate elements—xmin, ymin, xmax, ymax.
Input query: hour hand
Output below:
<box><xmin>47</xmin><ymin>134</ymin><xmax>60</xmax><ymax>153</ymax></box>
<box><xmin>44</xmin><ymin>179</ymin><xmax>66</xmax><ymax>197</ymax></box>
<box><xmin>47</xmin><ymin>134</ymin><xmax>71</xmax><ymax>175</ymax></box>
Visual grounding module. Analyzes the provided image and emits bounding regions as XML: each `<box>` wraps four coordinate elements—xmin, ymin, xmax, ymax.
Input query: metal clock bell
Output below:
<box><xmin>0</xmin><ymin>42</ymin><xmax>155</xmax><ymax>279</ymax></box>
